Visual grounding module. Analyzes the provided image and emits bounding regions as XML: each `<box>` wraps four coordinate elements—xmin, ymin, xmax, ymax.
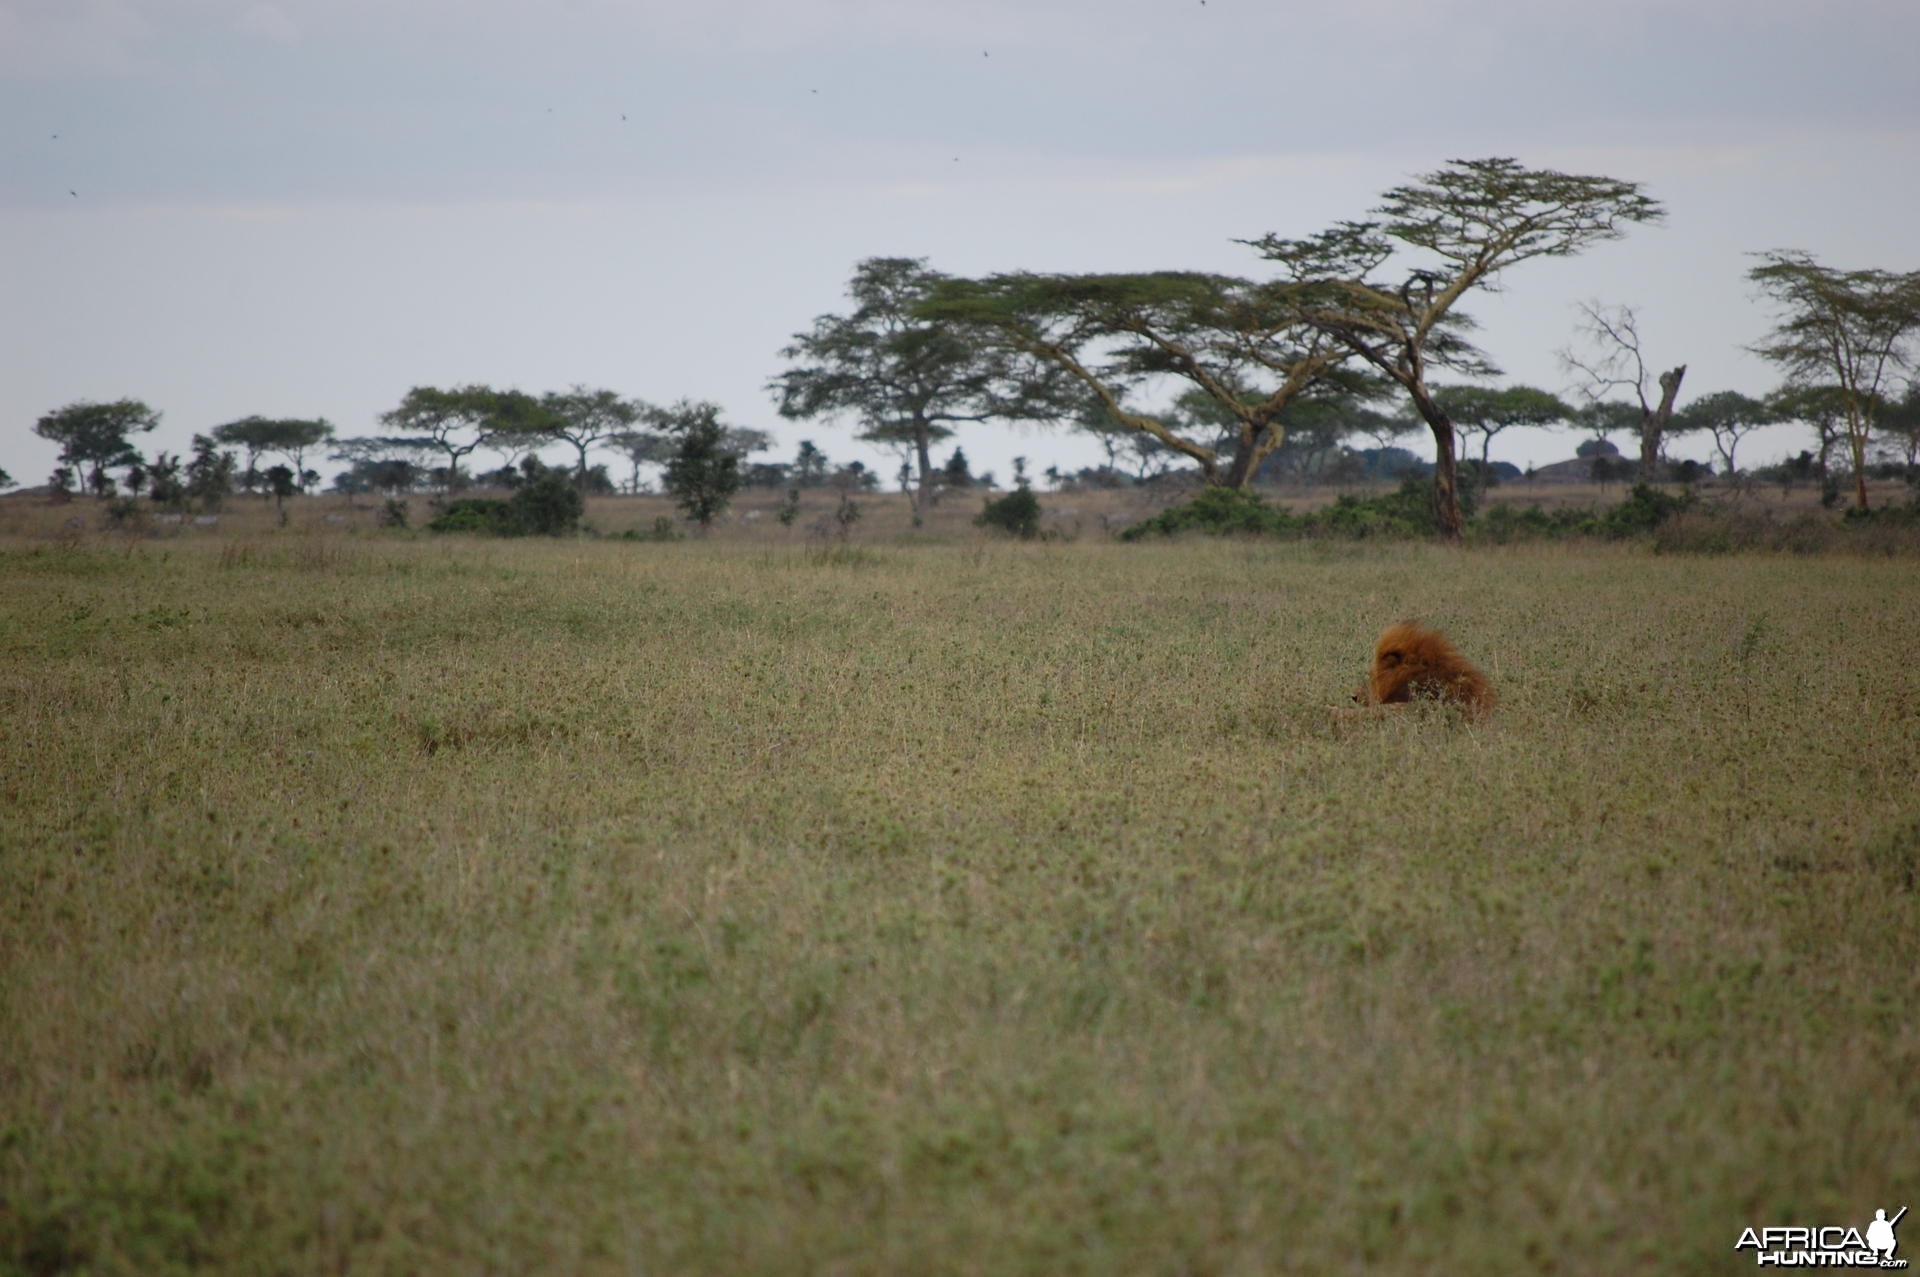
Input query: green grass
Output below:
<box><xmin>2</xmin><ymin>529</ymin><xmax>1917</xmax><ymax>1274</ymax></box>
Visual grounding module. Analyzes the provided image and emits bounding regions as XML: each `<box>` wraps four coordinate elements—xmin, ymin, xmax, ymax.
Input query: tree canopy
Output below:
<box><xmin>920</xmin><ymin>270</ymin><xmax>1359</xmax><ymax>489</ymax></box>
<box><xmin>1432</xmin><ymin>384</ymin><xmax>1573</xmax><ymax>470</ymax></box>
<box><xmin>33</xmin><ymin>399</ymin><xmax>161</xmax><ymax>495</ymax></box>
<box><xmin>1250</xmin><ymin>157</ymin><xmax>1665</xmax><ymax>537</ymax></box>
<box><xmin>773</xmin><ymin>257</ymin><xmax>1057</xmax><ymax>525</ymax></box>
<box><xmin>659</xmin><ymin>400</ymin><xmax>752</xmax><ymax>528</ymax></box>
<box><xmin>1675</xmin><ymin>390</ymin><xmax>1778</xmax><ymax>478</ymax></box>
<box><xmin>535</xmin><ymin>387</ymin><xmax>652</xmax><ymax>488</ymax></box>
<box><xmin>1748</xmin><ymin>250</ymin><xmax>1920</xmax><ymax>509</ymax></box>
<box><xmin>211</xmin><ymin>416</ymin><xmax>335</xmax><ymax>492</ymax></box>
<box><xmin>379</xmin><ymin>385</ymin><xmax>520</xmax><ymax>488</ymax></box>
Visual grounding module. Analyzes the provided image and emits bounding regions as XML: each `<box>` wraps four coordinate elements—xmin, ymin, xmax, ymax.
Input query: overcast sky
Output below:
<box><xmin>4</xmin><ymin>0</ymin><xmax>1917</xmax><ymax>489</ymax></box>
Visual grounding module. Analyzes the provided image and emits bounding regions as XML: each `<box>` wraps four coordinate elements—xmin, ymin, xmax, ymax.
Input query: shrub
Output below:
<box><xmin>507</xmin><ymin>469</ymin><xmax>584</xmax><ymax>536</ymax></box>
<box><xmin>1471</xmin><ymin>502</ymin><xmax>1596</xmax><ymax>544</ymax></box>
<box><xmin>1596</xmin><ymin>483</ymin><xmax>1694</xmax><ymax>539</ymax></box>
<box><xmin>976</xmin><ymin>486</ymin><xmax>1043</xmax><ymax>539</ymax></box>
<box><xmin>427</xmin><ymin>499</ymin><xmax>506</xmax><ymax>534</ymax></box>
<box><xmin>1299</xmin><ymin>475</ymin><xmax>1463</xmax><ymax>539</ymax></box>
<box><xmin>426</xmin><ymin>470</ymin><xmax>583</xmax><ymax>537</ymax></box>
<box><xmin>1118</xmin><ymin>487</ymin><xmax>1295</xmax><ymax>540</ymax></box>
<box><xmin>620</xmin><ymin>516</ymin><xmax>684</xmax><ymax>543</ymax></box>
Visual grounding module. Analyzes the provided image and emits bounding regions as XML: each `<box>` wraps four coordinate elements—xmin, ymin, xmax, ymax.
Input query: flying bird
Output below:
<box><xmin>68</xmin><ymin>189</ymin><xmax>77</xmax><ymax>197</ymax></box>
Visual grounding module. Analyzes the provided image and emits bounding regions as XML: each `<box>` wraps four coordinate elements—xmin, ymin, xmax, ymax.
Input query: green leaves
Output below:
<box><xmin>921</xmin><ymin>269</ymin><xmax>1350</xmax><ymax>487</ymax></box>
<box><xmin>1747</xmin><ymin>250</ymin><xmax>1920</xmax><ymax>505</ymax></box>
<box><xmin>1374</xmin><ymin>157</ymin><xmax>1664</xmax><ymax>267</ymax></box>
<box><xmin>659</xmin><ymin>399</ymin><xmax>746</xmax><ymax>528</ymax></box>
<box><xmin>32</xmin><ymin>399</ymin><xmax>162</xmax><ymax>484</ymax></box>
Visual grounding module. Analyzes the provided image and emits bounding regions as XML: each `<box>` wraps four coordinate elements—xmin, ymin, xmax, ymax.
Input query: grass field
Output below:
<box><xmin>2</xmin><ymin>509</ymin><xmax>1917</xmax><ymax>1274</ymax></box>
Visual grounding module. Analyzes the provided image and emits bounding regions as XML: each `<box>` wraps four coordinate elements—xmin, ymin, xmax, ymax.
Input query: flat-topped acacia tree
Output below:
<box><xmin>536</xmin><ymin>387</ymin><xmax>652</xmax><ymax>490</ymax></box>
<box><xmin>32</xmin><ymin>399</ymin><xmax>160</xmax><ymax>497</ymax></box>
<box><xmin>211</xmin><ymin>416</ymin><xmax>335</xmax><ymax>494</ymax></box>
<box><xmin>917</xmin><ymin>271</ymin><xmax>1356</xmax><ymax>490</ymax></box>
<box><xmin>379</xmin><ymin>385</ymin><xmax>521</xmax><ymax>490</ymax></box>
<box><xmin>1675</xmin><ymin>389</ymin><xmax>1779</xmax><ymax>479</ymax></box>
<box><xmin>1433</xmin><ymin>383</ymin><xmax>1573</xmax><ymax>474</ymax></box>
<box><xmin>1249</xmin><ymin>158</ymin><xmax>1665</xmax><ymax>539</ymax></box>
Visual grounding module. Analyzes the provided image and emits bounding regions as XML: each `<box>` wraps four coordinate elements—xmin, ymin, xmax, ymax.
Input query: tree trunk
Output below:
<box><xmin>1641</xmin><ymin>364</ymin><xmax>1687</xmax><ymax>478</ymax></box>
<box><xmin>1431</xmin><ymin>429</ymin><xmax>1463</xmax><ymax>542</ymax></box>
<box><xmin>912</xmin><ymin>418</ymin><xmax>934</xmax><ymax>527</ymax></box>
<box><xmin>1222</xmin><ymin>444</ymin><xmax>1257</xmax><ymax>490</ymax></box>
<box><xmin>1837</xmin><ymin>394</ymin><xmax>1872</xmax><ymax>510</ymax></box>
<box><xmin>1407</xmin><ymin>386</ymin><xmax>1463</xmax><ymax>542</ymax></box>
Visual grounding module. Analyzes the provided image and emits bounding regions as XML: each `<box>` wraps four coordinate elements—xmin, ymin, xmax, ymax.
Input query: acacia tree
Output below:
<box><xmin>773</xmin><ymin>257</ymin><xmax>1070</xmax><ymax>526</ymax></box>
<box><xmin>1250</xmin><ymin>157</ymin><xmax>1665</xmax><ymax>539</ymax></box>
<box><xmin>1764</xmin><ymin>383</ymin><xmax>1850</xmax><ymax>482</ymax></box>
<box><xmin>920</xmin><ymin>271</ymin><xmax>1356</xmax><ymax>489</ymax></box>
<box><xmin>1748</xmin><ymin>250</ymin><xmax>1920</xmax><ymax>510</ymax></box>
<box><xmin>33</xmin><ymin>399</ymin><xmax>160</xmax><ymax>497</ymax></box>
<box><xmin>484</xmin><ymin>424</ymin><xmax>552</xmax><ymax>481</ymax></box>
<box><xmin>604</xmin><ymin>429</ymin><xmax>675</xmax><ymax>494</ymax></box>
<box><xmin>379</xmin><ymin>385</ymin><xmax>514</xmax><ymax>490</ymax></box>
<box><xmin>1433</xmin><ymin>384</ymin><xmax>1572</xmax><ymax>473</ymax></box>
<box><xmin>1675</xmin><ymin>390</ymin><xmax>1777</xmax><ymax>480</ymax></box>
<box><xmin>1875</xmin><ymin>380</ymin><xmax>1920</xmax><ymax>471</ymax></box>
<box><xmin>536</xmin><ymin>387</ymin><xmax>652</xmax><ymax>488</ymax></box>
<box><xmin>270</xmin><ymin>418</ymin><xmax>334</xmax><ymax>489</ymax></box>
<box><xmin>1560</xmin><ymin>301</ymin><xmax>1688</xmax><ymax>477</ymax></box>
<box><xmin>328</xmin><ymin>436</ymin><xmax>432</xmax><ymax>495</ymax></box>
<box><xmin>212</xmin><ymin>416</ymin><xmax>335</xmax><ymax>495</ymax></box>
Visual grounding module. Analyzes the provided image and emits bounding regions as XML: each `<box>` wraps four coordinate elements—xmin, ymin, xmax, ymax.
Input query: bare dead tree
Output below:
<box><xmin>1560</xmin><ymin>301</ymin><xmax>1687</xmax><ymax>478</ymax></box>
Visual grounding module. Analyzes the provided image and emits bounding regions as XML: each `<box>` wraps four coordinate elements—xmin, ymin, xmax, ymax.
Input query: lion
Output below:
<box><xmin>1348</xmin><ymin>621</ymin><xmax>1495</xmax><ymax>719</ymax></box>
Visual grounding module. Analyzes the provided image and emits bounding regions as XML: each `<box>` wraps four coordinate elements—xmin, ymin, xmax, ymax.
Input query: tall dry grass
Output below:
<box><xmin>1</xmin><ymin>521</ymin><xmax>1916</xmax><ymax>1274</ymax></box>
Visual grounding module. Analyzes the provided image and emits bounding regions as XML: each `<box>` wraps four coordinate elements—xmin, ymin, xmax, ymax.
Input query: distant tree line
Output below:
<box><xmin>20</xmin><ymin>158</ymin><xmax>1920</xmax><ymax>539</ymax></box>
<box><xmin>772</xmin><ymin>157</ymin><xmax>1920</xmax><ymax>537</ymax></box>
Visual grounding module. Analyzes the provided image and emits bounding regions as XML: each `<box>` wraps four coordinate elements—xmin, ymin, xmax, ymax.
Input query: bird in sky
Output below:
<box><xmin>68</xmin><ymin>189</ymin><xmax>77</xmax><ymax>197</ymax></box>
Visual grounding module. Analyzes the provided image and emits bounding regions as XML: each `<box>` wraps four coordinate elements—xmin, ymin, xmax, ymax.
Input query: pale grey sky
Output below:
<box><xmin>4</xmin><ymin>0</ymin><xmax>1917</xmax><ymax>488</ymax></box>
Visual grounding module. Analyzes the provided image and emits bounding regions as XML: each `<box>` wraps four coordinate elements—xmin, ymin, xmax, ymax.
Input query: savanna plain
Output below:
<box><xmin>2</xmin><ymin>499</ymin><xmax>1917</xmax><ymax>1275</ymax></box>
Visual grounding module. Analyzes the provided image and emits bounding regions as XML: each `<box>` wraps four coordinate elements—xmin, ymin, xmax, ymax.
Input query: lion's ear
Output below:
<box><xmin>1378</xmin><ymin>651</ymin><xmax>1401</xmax><ymax>667</ymax></box>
